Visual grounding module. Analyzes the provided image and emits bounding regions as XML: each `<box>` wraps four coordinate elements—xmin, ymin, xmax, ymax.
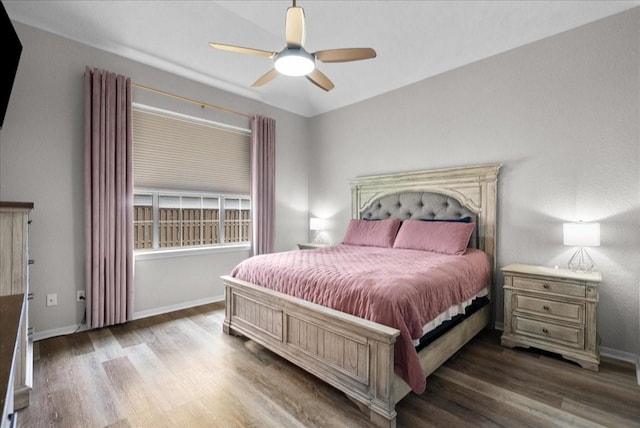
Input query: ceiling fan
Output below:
<box><xmin>209</xmin><ymin>0</ymin><xmax>376</xmax><ymax>92</ymax></box>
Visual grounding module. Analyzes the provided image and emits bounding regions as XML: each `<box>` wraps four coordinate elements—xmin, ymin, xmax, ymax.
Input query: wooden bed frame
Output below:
<box><xmin>221</xmin><ymin>163</ymin><xmax>501</xmax><ymax>427</ymax></box>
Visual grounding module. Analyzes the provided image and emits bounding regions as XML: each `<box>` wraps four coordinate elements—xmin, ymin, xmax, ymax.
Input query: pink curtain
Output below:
<box><xmin>251</xmin><ymin>115</ymin><xmax>276</xmax><ymax>256</ymax></box>
<box><xmin>84</xmin><ymin>66</ymin><xmax>134</xmax><ymax>328</ymax></box>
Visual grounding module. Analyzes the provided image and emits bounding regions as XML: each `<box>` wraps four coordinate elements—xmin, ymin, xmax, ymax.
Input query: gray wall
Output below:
<box><xmin>0</xmin><ymin>23</ymin><xmax>309</xmax><ymax>337</ymax></box>
<box><xmin>309</xmin><ymin>8</ymin><xmax>640</xmax><ymax>356</ymax></box>
<box><xmin>1</xmin><ymin>8</ymin><xmax>638</xmax><ymax>360</ymax></box>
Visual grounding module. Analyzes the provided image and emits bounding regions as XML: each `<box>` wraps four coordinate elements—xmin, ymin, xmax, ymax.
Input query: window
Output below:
<box><xmin>132</xmin><ymin>106</ymin><xmax>251</xmax><ymax>252</ymax></box>
<box><xmin>133</xmin><ymin>192</ymin><xmax>250</xmax><ymax>250</ymax></box>
<box><xmin>223</xmin><ymin>197</ymin><xmax>251</xmax><ymax>244</ymax></box>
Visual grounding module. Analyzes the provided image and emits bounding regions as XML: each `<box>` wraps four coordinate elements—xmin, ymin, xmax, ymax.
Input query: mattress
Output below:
<box><xmin>414</xmin><ymin>287</ymin><xmax>489</xmax><ymax>346</ymax></box>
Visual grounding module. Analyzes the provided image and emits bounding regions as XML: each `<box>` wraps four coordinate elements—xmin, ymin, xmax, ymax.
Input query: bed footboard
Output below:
<box><xmin>222</xmin><ymin>275</ymin><xmax>401</xmax><ymax>427</ymax></box>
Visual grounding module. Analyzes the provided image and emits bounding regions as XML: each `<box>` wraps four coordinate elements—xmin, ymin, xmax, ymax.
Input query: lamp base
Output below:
<box><xmin>312</xmin><ymin>231</ymin><xmax>324</xmax><ymax>244</ymax></box>
<box><xmin>568</xmin><ymin>247</ymin><xmax>595</xmax><ymax>273</ymax></box>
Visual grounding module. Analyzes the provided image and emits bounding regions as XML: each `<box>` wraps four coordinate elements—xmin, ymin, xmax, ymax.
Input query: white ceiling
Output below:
<box><xmin>5</xmin><ymin>1</ymin><xmax>639</xmax><ymax>117</ymax></box>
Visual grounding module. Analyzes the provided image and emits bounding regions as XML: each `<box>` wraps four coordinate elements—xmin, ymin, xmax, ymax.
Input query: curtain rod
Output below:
<box><xmin>131</xmin><ymin>82</ymin><xmax>252</xmax><ymax>119</ymax></box>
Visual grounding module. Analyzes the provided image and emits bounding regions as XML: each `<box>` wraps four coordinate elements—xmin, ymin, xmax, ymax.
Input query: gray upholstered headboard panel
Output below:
<box><xmin>360</xmin><ymin>192</ymin><xmax>478</xmax><ymax>247</ymax></box>
<box><xmin>360</xmin><ymin>192</ymin><xmax>475</xmax><ymax>222</ymax></box>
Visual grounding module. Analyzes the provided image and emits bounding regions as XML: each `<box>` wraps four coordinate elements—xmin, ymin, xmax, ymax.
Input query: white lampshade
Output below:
<box><xmin>563</xmin><ymin>222</ymin><xmax>600</xmax><ymax>247</ymax></box>
<box><xmin>309</xmin><ymin>217</ymin><xmax>327</xmax><ymax>231</ymax></box>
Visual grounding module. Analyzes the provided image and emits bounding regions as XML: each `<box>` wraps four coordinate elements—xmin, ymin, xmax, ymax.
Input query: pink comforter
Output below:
<box><xmin>230</xmin><ymin>244</ymin><xmax>490</xmax><ymax>393</ymax></box>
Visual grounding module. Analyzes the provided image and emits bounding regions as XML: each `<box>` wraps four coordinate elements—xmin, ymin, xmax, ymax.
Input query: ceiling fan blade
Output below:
<box><xmin>252</xmin><ymin>69</ymin><xmax>280</xmax><ymax>87</ymax></box>
<box><xmin>306</xmin><ymin>69</ymin><xmax>335</xmax><ymax>92</ymax></box>
<box><xmin>209</xmin><ymin>43</ymin><xmax>276</xmax><ymax>58</ymax></box>
<box><xmin>285</xmin><ymin>6</ymin><xmax>306</xmax><ymax>48</ymax></box>
<box><xmin>314</xmin><ymin>48</ymin><xmax>377</xmax><ymax>63</ymax></box>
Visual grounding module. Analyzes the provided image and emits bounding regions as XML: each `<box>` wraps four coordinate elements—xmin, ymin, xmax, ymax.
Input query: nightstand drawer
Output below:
<box><xmin>514</xmin><ymin>294</ymin><xmax>584</xmax><ymax>324</ymax></box>
<box><xmin>512</xmin><ymin>277</ymin><xmax>585</xmax><ymax>298</ymax></box>
<box><xmin>513</xmin><ymin>316</ymin><xmax>584</xmax><ymax>349</ymax></box>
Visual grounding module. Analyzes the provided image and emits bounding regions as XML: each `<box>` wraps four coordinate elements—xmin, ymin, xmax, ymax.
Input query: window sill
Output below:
<box><xmin>134</xmin><ymin>244</ymin><xmax>250</xmax><ymax>261</ymax></box>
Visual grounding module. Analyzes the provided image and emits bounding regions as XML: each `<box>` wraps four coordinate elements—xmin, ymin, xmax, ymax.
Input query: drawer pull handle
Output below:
<box><xmin>543</xmin><ymin>283</ymin><xmax>550</xmax><ymax>289</ymax></box>
<box><xmin>543</xmin><ymin>305</ymin><xmax>550</xmax><ymax>310</ymax></box>
<box><xmin>542</xmin><ymin>328</ymin><xmax>549</xmax><ymax>334</ymax></box>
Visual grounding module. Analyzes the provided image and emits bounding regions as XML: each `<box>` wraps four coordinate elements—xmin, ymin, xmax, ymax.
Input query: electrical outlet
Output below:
<box><xmin>46</xmin><ymin>293</ymin><xmax>57</xmax><ymax>307</ymax></box>
<box><xmin>77</xmin><ymin>290</ymin><xmax>85</xmax><ymax>301</ymax></box>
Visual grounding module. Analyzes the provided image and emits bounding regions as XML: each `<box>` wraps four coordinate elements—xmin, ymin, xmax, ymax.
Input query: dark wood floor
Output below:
<box><xmin>18</xmin><ymin>302</ymin><xmax>640</xmax><ymax>427</ymax></box>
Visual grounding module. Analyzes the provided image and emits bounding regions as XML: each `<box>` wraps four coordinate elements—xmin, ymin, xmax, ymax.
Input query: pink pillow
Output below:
<box><xmin>393</xmin><ymin>219</ymin><xmax>475</xmax><ymax>255</ymax></box>
<box><xmin>342</xmin><ymin>218</ymin><xmax>401</xmax><ymax>248</ymax></box>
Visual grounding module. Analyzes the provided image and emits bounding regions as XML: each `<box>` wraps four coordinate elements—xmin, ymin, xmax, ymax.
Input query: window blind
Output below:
<box><xmin>132</xmin><ymin>108</ymin><xmax>250</xmax><ymax>194</ymax></box>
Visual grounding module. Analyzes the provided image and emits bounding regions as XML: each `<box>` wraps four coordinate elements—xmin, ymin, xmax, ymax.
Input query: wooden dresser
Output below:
<box><xmin>501</xmin><ymin>263</ymin><xmax>601</xmax><ymax>371</ymax></box>
<box><xmin>0</xmin><ymin>202</ymin><xmax>34</xmax><ymax>416</ymax></box>
<box><xmin>0</xmin><ymin>294</ymin><xmax>24</xmax><ymax>428</ymax></box>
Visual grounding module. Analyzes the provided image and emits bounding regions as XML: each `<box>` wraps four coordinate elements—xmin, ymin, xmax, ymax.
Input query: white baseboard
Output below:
<box><xmin>600</xmin><ymin>347</ymin><xmax>640</xmax><ymax>386</ymax></box>
<box><xmin>32</xmin><ymin>324</ymin><xmax>89</xmax><ymax>341</ymax></box>
<box><xmin>131</xmin><ymin>294</ymin><xmax>224</xmax><ymax>320</ymax></box>
<box><xmin>600</xmin><ymin>346</ymin><xmax>638</xmax><ymax>364</ymax></box>
<box><xmin>32</xmin><ymin>294</ymin><xmax>225</xmax><ymax>342</ymax></box>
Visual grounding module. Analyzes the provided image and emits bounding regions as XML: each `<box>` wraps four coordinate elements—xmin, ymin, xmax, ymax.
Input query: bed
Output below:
<box><xmin>221</xmin><ymin>163</ymin><xmax>501</xmax><ymax>427</ymax></box>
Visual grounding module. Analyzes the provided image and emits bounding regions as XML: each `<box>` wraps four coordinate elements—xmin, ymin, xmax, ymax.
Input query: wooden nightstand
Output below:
<box><xmin>501</xmin><ymin>263</ymin><xmax>601</xmax><ymax>371</ymax></box>
<box><xmin>297</xmin><ymin>243</ymin><xmax>331</xmax><ymax>250</ymax></box>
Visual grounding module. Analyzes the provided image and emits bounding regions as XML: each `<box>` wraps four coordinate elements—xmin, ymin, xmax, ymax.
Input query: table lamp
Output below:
<box><xmin>563</xmin><ymin>221</ymin><xmax>600</xmax><ymax>273</ymax></box>
<box><xmin>309</xmin><ymin>217</ymin><xmax>328</xmax><ymax>244</ymax></box>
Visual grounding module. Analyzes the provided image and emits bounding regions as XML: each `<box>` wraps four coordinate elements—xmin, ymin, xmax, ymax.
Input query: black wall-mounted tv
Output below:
<box><xmin>0</xmin><ymin>0</ymin><xmax>22</xmax><ymax>130</ymax></box>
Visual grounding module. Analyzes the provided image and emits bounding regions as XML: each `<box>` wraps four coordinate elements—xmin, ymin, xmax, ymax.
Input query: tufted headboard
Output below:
<box><xmin>360</xmin><ymin>192</ymin><xmax>475</xmax><ymax>222</ymax></box>
<box><xmin>360</xmin><ymin>192</ymin><xmax>479</xmax><ymax>247</ymax></box>
<box><xmin>349</xmin><ymin>163</ymin><xmax>501</xmax><ymax>285</ymax></box>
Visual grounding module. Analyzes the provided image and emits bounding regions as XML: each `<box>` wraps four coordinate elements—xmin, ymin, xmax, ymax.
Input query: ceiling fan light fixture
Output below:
<box><xmin>210</xmin><ymin>1</ymin><xmax>376</xmax><ymax>91</ymax></box>
<box><xmin>274</xmin><ymin>48</ymin><xmax>315</xmax><ymax>76</ymax></box>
